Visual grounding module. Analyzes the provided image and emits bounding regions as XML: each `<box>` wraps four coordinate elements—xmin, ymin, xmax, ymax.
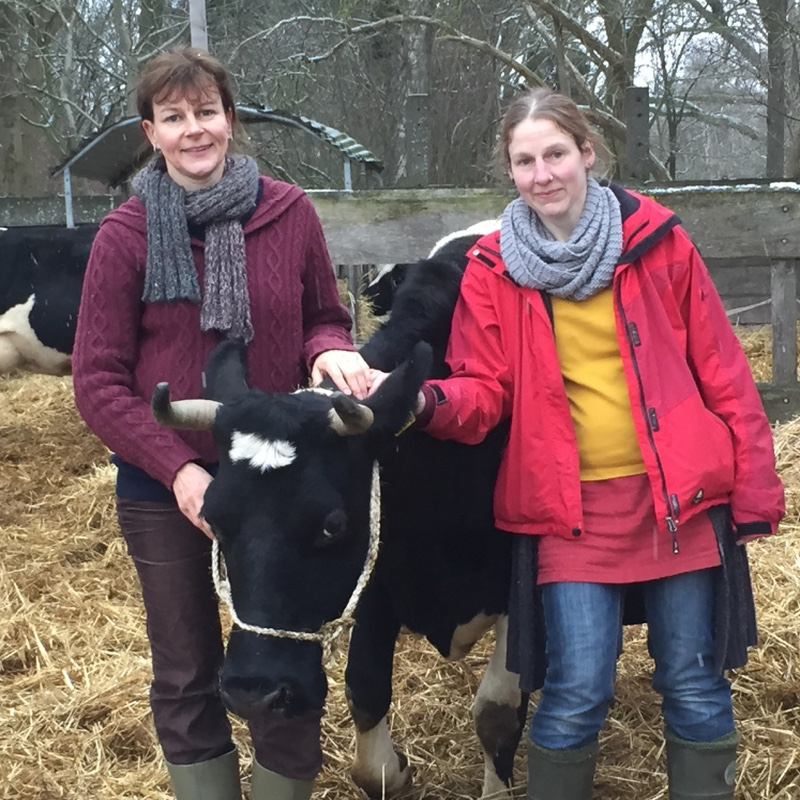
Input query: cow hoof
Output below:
<box><xmin>351</xmin><ymin>749</ymin><xmax>412</xmax><ymax>799</ymax></box>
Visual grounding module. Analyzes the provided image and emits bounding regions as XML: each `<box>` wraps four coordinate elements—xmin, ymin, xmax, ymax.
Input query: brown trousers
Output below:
<box><xmin>116</xmin><ymin>497</ymin><xmax>323</xmax><ymax>779</ymax></box>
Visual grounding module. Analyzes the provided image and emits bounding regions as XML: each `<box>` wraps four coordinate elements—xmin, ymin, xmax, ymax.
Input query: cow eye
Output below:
<box><xmin>314</xmin><ymin>509</ymin><xmax>349</xmax><ymax>548</ymax></box>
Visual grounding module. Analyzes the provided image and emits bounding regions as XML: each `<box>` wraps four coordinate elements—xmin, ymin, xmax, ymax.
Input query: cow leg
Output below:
<box><xmin>345</xmin><ymin>583</ymin><xmax>408</xmax><ymax>798</ymax></box>
<box><xmin>473</xmin><ymin>615</ymin><xmax>529</xmax><ymax>798</ymax></box>
<box><xmin>0</xmin><ymin>335</ymin><xmax>22</xmax><ymax>373</ymax></box>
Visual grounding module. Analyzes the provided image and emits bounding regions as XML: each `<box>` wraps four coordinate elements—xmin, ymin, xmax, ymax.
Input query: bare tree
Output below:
<box><xmin>1</xmin><ymin>0</ymin><xmax>797</xmax><ymax>195</ymax></box>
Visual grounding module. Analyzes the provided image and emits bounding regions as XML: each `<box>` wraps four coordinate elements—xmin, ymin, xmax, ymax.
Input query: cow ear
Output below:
<box><xmin>203</xmin><ymin>340</ymin><xmax>250</xmax><ymax>402</ymax></box>
<box><xmin>364</xmin><ymin>341</ymin><xmax>432</xmax><ymax>434</ymax></box>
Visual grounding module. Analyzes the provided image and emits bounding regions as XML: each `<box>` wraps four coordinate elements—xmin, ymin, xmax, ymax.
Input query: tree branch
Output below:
<box><xmin>524</xmin><ymin>0</ymin><xmax>624</xmax><ymax>66</ymax></box>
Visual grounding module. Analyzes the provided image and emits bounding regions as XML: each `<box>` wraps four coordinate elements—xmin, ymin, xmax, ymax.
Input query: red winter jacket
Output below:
<box><xmin>422</xmin><ymin>185</ymin><xmax>784</xmax><ymax>544</ymax></box>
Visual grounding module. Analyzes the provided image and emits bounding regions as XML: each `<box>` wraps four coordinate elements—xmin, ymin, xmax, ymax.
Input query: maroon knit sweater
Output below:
<box><xmin>73</xmin><ymin>176</ymin><xmax>355</xmax><ymax>490</ymax></box>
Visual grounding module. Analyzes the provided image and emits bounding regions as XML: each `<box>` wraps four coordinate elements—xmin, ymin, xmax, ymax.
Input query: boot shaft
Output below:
<box><xmin>250</xmin><ymin>760</ymin><xmax>313</xmax><ymax>800</ymax></box>
<box><xmin>526</xmin><ymin>738</ymin><xmax>598</xmax><ymax>800</ymax></box>
<box><xmin>666</xmin><ymin>728</ymin><xmax>739</xmax><ymax>800</ymax></box>
<box><xmin>166</xmin><ymin>747</ymin><xmax>242</xmax><ymax>800</ymax></box>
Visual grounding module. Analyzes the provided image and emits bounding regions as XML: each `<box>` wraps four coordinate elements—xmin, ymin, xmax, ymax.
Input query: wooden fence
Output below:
<box><xmin>307</xmin><ymin>184</ymin><xmax>800</xmax><ymax>423</ymax></box>
<box><xmin>2</xmin><ymin>183</ymin><xmax>799</xmax><ymax>421</ymax></box>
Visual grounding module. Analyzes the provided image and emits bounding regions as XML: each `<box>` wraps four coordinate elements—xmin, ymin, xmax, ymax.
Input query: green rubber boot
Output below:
<box><xmin>527</xmin><ymin>738</ymin><xmax>598</xmax><ymax>799</ymax></box>
<box><xmin>250</xmin><ymin>760</ymin><xmax>313</xmax><ymax>800</ymax></box>
<box><xmin>666</xmin><ymin>728</ymin><xmax>739</xmax><ymax>799</ymax></box>
<box><xmin>166</xmin><ymin>747</ymin><xmax>242</xmax><ymax>800</ymax></box>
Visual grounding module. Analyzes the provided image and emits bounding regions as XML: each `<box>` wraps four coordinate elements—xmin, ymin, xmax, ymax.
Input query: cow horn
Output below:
<box><xmin>151</xmin><ymin>382</ymin><xmax>221</xmax><ymax>430</ymax></box>
<box><xmin>328</xmin><ymin>394</ymin><xmax>374</xmax><ymax>436</ymax></box>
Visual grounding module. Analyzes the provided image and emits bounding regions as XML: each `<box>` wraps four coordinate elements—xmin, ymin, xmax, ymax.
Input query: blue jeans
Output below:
<box><xmin>530</xmin><ymin>569</ymin><xmax>735</xmax><ymax>750</ymax></box>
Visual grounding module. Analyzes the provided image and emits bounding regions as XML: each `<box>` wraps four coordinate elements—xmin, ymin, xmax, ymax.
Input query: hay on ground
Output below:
<box><xmin>0</xmin><ymin>324</ymin><xmax>798</xmax><ymax>798</ymax></box>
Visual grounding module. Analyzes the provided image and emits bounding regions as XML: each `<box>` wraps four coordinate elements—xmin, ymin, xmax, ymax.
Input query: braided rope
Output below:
<box><xmin>212</xmin><ymin>462</ymin><xmax>381</xmax><ymax>665</ymax></box>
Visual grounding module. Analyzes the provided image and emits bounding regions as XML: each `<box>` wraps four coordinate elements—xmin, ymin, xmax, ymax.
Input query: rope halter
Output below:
<box><xmin>211</xmin><ymin>462</ymin><xmax>381</xmax><ymax>666</ymax></box>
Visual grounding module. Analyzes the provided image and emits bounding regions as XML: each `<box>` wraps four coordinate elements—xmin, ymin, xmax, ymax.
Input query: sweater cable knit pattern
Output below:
<box><xmin>73</xmin><ymin>176</ymin><xmax>354</xmax><ymax>490</ymax></box>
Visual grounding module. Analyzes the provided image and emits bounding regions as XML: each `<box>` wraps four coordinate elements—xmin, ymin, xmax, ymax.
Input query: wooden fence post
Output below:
<box><xmin>625</xmin><ymin>87</ymin><xmax>650</xmax><ymax>183</ymax></box>
<box><xmin>759</xmin><ymin>258</ymin><xmax>800</xmax><ymax>422</ymax></box>
<box><xmin>404</xmin><ymin>93</ymin><xmax>430</xmax><ymax>189</ymax></box>
<box><xmin>771</xmin><ymin>258</ymin><xmax>798</xmax><ymax>385</ymax></box>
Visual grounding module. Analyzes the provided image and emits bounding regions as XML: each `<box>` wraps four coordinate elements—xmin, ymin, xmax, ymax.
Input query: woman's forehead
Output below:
<box><xmin>154</xmin><ymin>81</ymin><xmax>221</xmax><ymax>109</ymax></box>
<box><xmin>509</xmin><ymin>118</ymin><xmax>573</xmax><ymax>149</ymax></box>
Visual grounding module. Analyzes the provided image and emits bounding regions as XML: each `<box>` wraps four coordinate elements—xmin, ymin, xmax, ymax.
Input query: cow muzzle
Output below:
<box><xmin>220</xmin><ymin>633</ymin><xmax>327</xmax><ymax>719</ymax></box>
<box><xmin>221</xmin><ymin>679</ymin><xmax>302</xmax><ymax>719</ymax></box>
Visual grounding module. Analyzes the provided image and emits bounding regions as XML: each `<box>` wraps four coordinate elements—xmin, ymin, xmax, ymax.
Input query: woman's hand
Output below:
<box><xmin>172</xmin><ymin>462</ymin><xmax>215</xmax><ymax>539</ymax></box>
<box><xmin>311</xmin><ymin>349</ymin><xmax>372</xmax><ymax>399</ymax></box>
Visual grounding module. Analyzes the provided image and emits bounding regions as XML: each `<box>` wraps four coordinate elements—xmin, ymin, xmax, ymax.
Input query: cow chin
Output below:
<box><xmin>219</xmin><ymin>630</ymin><xmax>327</xmax><ymax>719</ymax></box>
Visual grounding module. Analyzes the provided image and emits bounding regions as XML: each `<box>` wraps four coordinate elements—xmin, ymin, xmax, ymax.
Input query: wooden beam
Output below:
<box><xmin>189</xmin><ymin>0</ymin><xmax>208</xmax><ymax>50</ymax></box>
<box><xmin>770</xmin><ymin>258</ymin><xmax>798</xmax><ymax>385</ymax></box>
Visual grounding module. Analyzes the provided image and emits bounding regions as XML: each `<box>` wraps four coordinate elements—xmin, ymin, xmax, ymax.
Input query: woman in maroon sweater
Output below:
<box><xmin>72</xmin><ymin>47</ymin><xmax>369</xmax><ymax>800</ymax></box>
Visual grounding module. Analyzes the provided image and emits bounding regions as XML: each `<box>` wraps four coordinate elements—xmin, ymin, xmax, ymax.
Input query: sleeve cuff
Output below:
<box><xmin>412</xmin><ymin>384</ymin><xmax>441</xmax><ymax>428</ymax></box>
<box><xmin>734</xmin><ymin>520</ymin><xmax>774</xmax><ymax>538</ymax></box>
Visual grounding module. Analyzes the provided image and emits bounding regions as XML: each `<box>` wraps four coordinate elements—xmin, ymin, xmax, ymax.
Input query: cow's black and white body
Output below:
<box><xmin>363</xmin><ymin>218</ymin><xmax>500</xmax><ymax>316</ymax></box>
<box><xmin>0</xmin><ymin>224</ymin><xmax>97</xmax><ymax>375</ymax></box>
<box><xmin>152</xmin><ymin>219</ymin><xmax>524</xmax><ymax>798</ymax></box>
<box><xmin>350</xmin><ymin>219</ymin><xmax>523</xmax><ymax>798</ymax></box>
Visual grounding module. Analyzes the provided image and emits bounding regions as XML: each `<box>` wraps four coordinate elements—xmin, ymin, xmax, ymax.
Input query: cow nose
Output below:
<box><xmin>265</xmin><ymin>683</ymin><xmax>293</xmax><ymax>712</ymax></box>
<box><xmin>220</xmin><ymin>677</ymin><xmax>297</xmax><ymax>719</ymax></box>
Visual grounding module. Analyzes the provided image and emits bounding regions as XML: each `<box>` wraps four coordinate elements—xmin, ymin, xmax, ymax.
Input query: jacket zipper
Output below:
<box><xmin>614</xmin><ymin>281</ymin><xmax>680</xmax><ymax>553</ymax></box>
<box><xmin>539</xmin><ymin>290</ymin><xmax>584</xmax><ymax>536</ymax></box>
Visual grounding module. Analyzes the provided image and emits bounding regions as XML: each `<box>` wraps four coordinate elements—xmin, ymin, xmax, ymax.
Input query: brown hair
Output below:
<box><xmin>493</xmin><ymin>88</ymin><xmax>613</xmax><ymax>178</ymax></box>
<box><xmin>136</xmin><ymin>47</ymin><xmax>238</xmax><ymax>127</ymax></box>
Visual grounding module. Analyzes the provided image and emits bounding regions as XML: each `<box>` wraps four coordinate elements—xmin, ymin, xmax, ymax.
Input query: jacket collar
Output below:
<box><xmin>605</xmin><ymin>182</ymin><xmax>682</xmax><ymax>265</ymax></box>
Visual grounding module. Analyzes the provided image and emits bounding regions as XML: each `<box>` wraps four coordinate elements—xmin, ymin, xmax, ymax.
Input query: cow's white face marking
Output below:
<box><xmin>229</xmin><ymin>431</ymin><xmax>296</xmax><ymax>473</ymax></box>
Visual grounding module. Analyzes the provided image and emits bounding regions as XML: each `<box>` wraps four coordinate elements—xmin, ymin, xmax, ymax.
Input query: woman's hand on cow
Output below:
<box><xmin>311</xmin><ymin>349</ymin><xmax>372</xmax><ymax>399</ymax></box>
<box><xmin>172</xmin><ymin>462</ymin><xmax>215</xmax><ymax>539</ymax></box>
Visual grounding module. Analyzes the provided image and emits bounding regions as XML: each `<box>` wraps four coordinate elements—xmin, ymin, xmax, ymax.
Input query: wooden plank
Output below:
<box><xmin>309</xmin><ymin>188</ymin><xmax>510</xmax><ymax>263</ymax></box>
<box><xmin>648</xmin><ymin>186</ymin><xmax>800</xmax><ymax>260</ymax></box>
<box><xmin>3</xmin><ymin>185</ymin><xmax>799</xmax><ymax>264</ymax></box>
<box><xmin>771</xmin><ymin>259</ymin><xmax>798</xmax><ymax>385</ymax></box>
<box><xmin>304</xmin><ymin>186</ymin><xmax>800</xmax><ymax>264</ymax></box>
<box><xmin>758</xmin><ymin>384</ymin><xmax>800</xmax><ymax>423</ymax></box>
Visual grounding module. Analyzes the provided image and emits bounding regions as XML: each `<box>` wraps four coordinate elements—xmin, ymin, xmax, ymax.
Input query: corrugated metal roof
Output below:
<box><xmin>53</xmin><ymin>105</ymin><xmax>383</xmax><ymax>188</ymax></box>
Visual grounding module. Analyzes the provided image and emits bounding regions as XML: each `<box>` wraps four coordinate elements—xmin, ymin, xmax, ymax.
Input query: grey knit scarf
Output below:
<box><xmin>132</xmin><ymin>154</ymin><xmax>261</xmax><ymax>342</ymax></box>
<box><xmin>500</xmin><ymin>178</ymin><xmax>623</xmax><ymax>301</ymax></box>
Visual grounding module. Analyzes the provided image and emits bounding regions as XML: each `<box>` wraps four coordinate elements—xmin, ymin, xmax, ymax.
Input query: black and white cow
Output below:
<box><xmin>0</xmin><ymin>224</ymin><xmax>97</xmax><ymax>375</ymax></box>
<box><xmin>363</xmin><ymin>218</ymin><xmax>499</xmax><ymax>316</ymax></box>
<box><xmin>152</xmin><ymin>219</ymin><xmax>524</xmax><ymax>798</ymax></box>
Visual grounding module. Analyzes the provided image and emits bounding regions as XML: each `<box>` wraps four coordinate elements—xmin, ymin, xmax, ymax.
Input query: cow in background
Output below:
<box><xmin>152</xmin><ymin>218</ymin><xmax>525</xmax><ymax>798</ymax></box>
<box><xmin>362</xmin><ymin>218</ymin><xmax>499</xmax><ymax>316</ymax></box>
<box><xmin>0</xmin><ymin>224</ymin><xmax>97</xmax><ymax>375</ymax></box>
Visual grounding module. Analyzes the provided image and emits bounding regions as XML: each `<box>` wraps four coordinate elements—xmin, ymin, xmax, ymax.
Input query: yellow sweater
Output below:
<box><xmin>551</xmin><ymin>288</ymin><xmax>645</xmax><ymax>480</ymax></box>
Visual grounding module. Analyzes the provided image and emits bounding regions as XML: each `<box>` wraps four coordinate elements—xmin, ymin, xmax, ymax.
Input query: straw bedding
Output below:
<box><xmin>0</xmin><ymin>325</ymin><xmax>798</xmax><ymax>799</ymax></box>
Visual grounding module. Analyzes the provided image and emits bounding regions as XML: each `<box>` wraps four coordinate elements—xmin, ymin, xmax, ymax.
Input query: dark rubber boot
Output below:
<box><xmin>526</xmin><ymin>738</ymin><xmax>598</xmax><ymax>799</ymax></box>
<box><xmin>166</xmin><ymin>747</ymin><xmax>242</xmax><ymax>800</ymax></box>
<box><xmin>666</xmin><ymin>728</ymin><xmax>739</xmax><ymax>799</ymax></box>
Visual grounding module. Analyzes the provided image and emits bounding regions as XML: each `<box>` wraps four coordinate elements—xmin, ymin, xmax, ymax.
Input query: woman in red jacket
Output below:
<box><xmin>73</xmin><ymin>47</ymin><xmax>370</xmax><ymax>800</ymax></box>
<box><xmin>405</xmin><ymin>89</ymin><xmax>784</xmax><ymax>799</ymax></box>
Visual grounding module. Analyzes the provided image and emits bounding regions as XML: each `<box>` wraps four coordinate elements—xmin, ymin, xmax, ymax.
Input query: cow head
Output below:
<box><xmin>152</xmin><ymin>340</ymin><xmax>430</xmax><ymax>719</ymax></box>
